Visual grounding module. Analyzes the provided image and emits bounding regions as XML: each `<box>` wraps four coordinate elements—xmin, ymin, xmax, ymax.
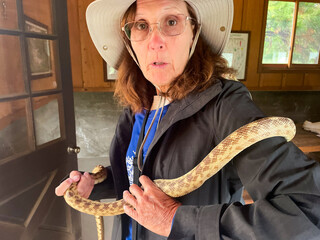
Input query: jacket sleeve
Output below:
<box><xmin>89</xmin><ymin>166</ymin><xmax>116</xmax><ymax>200</ymax></box>
<box><xmin>169</xmin><ymin>81</ymin><xmax>320</xmax><ymax>239</ymax></box>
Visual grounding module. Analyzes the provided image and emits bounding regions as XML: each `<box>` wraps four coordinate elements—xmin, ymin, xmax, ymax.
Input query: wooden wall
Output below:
<box><xmin>68</xmin><ymin>0</ymin><xmax>115</xmax><ymax>92</ymax></box>
<box><xmin>68</xmin><ymin>0</ymin><xmax>320</xmax><ymax>92</ymax></box>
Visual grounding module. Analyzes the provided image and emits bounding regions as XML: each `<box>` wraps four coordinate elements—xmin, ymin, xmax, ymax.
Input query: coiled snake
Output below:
<box><xmin>63</xmin><ymin>117</ymin><xmax>296</xmax><ymax>240</ymax></box>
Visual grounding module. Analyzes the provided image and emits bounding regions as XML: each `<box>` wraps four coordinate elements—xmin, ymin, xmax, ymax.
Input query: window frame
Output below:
<box><xmin>258</xmin><ymin>0</ymin><xmax>320</xmax><ymax>73</ymax></box>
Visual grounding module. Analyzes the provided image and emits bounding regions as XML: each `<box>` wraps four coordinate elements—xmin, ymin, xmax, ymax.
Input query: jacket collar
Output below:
<box><xmin>142</xmin><ymin>79</ymin><xmax>223</xmax><ymax>170</ymax></box>
<box><xmin>169</xmin><ymin>79</ymin><xmax>223</xmax><ymax>121</ymax></box>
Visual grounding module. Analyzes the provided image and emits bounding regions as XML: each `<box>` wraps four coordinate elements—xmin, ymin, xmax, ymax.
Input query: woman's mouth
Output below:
<box><xmin>154</xmin><ymin>62</ymin><xmax>164</xmax><ymax>65</ymax></box>
<box><xmin>151</xmin><ymin>62</ymin><xmax>167</xmax><ymax>68</ymax></box>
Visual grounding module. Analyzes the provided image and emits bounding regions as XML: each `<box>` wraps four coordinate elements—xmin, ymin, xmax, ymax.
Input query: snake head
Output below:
<box><xmin>92</xmin><ymin>165</ymin><xmax>105</xmax><ymax>174</ymax></box>
<box><xmin>91</xmin><ymin>165</ymin><xmax>107</xmax><ymax>184</ymax></box>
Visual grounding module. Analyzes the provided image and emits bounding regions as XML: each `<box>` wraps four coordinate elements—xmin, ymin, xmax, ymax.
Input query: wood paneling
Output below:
<box><xmin>304</xmin><ymin>73</ymin><xmax>320</xmax><ymax>89</ymax></box>
<box><xmin>259</xmin><ymin>73</ymin><xmax>282</xmax><ymax>88</ymax></box>
<box><xmin>0</xmin><ymin>35</ymin><xmax>25</xmax><ymax>96</ymax></box>
<box><xmin>23</xmin><ymin>0</ymin><xmax>53</xmax><ymax>33</ymax></box>
<box><xmin>0</xmin><ymin>0</ymin><xmax>18</xmax><ymax>30</ymax></box>
<box><xmin>232</xmin><ymin>0</ymin><xmax>244</xmax><ymax>31</ymax></box>
<box><xmin>283</xmin><ymin>73</ymin><xmax>304</xmax><ymax>88</ymax></box>
<box><xmin>68</xmin><ymin>0</ymin><xmax>115</xmax><ymax>92</ymax></box>
<box><xmin>238</xmin><ymin>0</ymin><xmax>265</xmax><ymax>89</ymax></box>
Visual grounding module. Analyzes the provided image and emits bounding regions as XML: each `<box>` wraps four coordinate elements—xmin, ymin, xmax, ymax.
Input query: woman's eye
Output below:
<box><xmin>135</xmin><ymin>22</ymin><xmax>148</xmax><ymax>31</ymax></box>
<box><xmin>167</xmin><ymin>19</ymin><xmax>177</xmax><ymax>26</ymax></box>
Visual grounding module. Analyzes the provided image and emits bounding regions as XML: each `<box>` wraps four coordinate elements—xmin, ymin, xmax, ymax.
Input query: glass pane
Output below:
<box><xmin>262</xmin><ymin>1</ymin><xmax>295</xmax><ymax>64</ymax></box>
<box><xmin>292</xmin><ymin>2</ymin><xmax>320</xmax><ymax>64</ymax></box>
<box><xmin>0</xmin><ymin>35</ymin><xmax>26</xmax><ymax>96</ymax></box>
<box><xmin>23</xmin><ymin>0</ymin><xmax>53</xmax><ymax>34</ymax></box>
<box><xmin>26</xmin><ymin>39</ymin><xmax>59</xmax><ymax>92</ymax></box>
<box><xmin>33</xmin><ymin>94</ymin><xmax>62</xmax><ymax>146</ymax></box>
<box><xmin>0</xmin><ymin>0</ymin><xmax>18</xmax><ymax>30</ymax></box>
<box><xmin>0</xmin><ymin>99</ymin><xmax>32</xmax><ymax>160</ymax></box>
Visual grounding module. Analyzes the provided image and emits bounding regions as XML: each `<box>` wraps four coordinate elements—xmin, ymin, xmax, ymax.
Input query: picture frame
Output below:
<box><xmin>222</xmin><ymin>31</ymin><xmax>250</xmax><ymax>81</ymax></box>
<box><xmin>103</xmin><ymin>61</ymin><xmax>118</xmax><ymax>81</ymax></box>
<box><xmin>25</xmin><ymin>16</ymin><xmax>52</xmax><ymax>79</ymax></box>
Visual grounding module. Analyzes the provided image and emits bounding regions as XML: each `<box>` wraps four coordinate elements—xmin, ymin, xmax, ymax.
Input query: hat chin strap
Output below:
<box><xmin>189</xmin><ymin>24</ymin><xmax>202</xmax><ymax>60</ymax></box>
<box><xmin>122</xmin><ymin>39</ymin><xmax>141</xmax><ymax>68</ymax></box>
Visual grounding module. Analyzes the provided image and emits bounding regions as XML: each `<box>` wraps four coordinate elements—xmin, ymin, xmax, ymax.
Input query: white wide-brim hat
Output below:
<box><xmin>86</xmin><ymin>0</ymin><xmax>234</xmax><ymax>70</ymax></box>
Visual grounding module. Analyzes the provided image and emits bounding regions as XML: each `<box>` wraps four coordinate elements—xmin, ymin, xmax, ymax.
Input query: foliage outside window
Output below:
<box><xmin>260</xmin><ymin>0</ymin><xmax>320</xmax><ymax>71</ymax></box>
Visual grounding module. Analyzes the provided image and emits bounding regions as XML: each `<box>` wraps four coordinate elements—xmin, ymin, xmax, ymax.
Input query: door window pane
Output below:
<box><xmin>27</xmin><ymin>39</ymin><xmax>59</xmax><ymax>92</ymax></box>
<box><xmin>0</xmin><ymin>0</ymin><xmax>18</xmax><ymax>30</ymax></box>
<box><xmin>23</xmin><ymin>0</ymin><xmax>53</xmax><ymax>34</ymax></box>
<box><xmin>0</xmin><ymin>35</ymin><xmax>26</xmax><ymax>96</ymax></box>
<box><xmin>292</xmin><ymin>2</ymin><xmax>320</xmax><ymax>64</ymax></box>
<box><xmin>0</xmin><ymin>99</ymin><xmax>32</xmax><ymax>160</ymax></box>
<box><xmin>33</xmin><ymin>94</ymin><xmax>62</xmax><ymax>146</ymax></box>
<box><xmin>262</xmin><ymin>1</ymin><xmax>295</xmax><ymax>64</ymax></box>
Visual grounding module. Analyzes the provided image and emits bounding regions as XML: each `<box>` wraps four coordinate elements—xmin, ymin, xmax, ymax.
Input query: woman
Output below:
<box><xmin>56</xmin><ymin>0</ymin><xmax>320</xmax><ymax>239</ymax></box>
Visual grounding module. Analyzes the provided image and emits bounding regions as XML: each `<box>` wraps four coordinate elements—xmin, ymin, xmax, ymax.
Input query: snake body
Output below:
<box><xmin>64</xmin><ymin>117</ymin><xmax>295</xmax><ymax>216</ymax></box>
<box><xmin>63</xmin><ymin>117</ymin><xmax>296</xmax><ymax>239</ymax></box>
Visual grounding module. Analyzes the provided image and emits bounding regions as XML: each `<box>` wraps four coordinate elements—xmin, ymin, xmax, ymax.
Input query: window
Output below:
<box><xmin>260</xmin><ymin>0</ymin><xmax>320</xmax><ymax>71</ymax></box>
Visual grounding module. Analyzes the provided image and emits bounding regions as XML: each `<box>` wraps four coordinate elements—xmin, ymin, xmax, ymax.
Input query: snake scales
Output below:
<box><xmin>63</xmin><ymin>116</ymin><xmax>296</xmax><ymax>238</ymax></box>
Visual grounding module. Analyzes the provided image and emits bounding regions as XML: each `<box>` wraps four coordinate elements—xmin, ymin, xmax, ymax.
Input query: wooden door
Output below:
<box><xmin>0</xmin><ymin>0</ymin><xmax>81</xmax><ymax>239</ymax></box>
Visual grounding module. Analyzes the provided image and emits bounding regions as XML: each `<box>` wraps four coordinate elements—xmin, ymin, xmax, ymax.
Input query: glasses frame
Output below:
<box><xmin>122</xmin><ymin>14</ymin><xmax>196</xmax><ymax>42</ymax></box>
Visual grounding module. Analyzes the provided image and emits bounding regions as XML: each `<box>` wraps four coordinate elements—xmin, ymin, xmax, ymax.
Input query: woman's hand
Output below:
<box><xmin>55</xmin><ymin>171</ymin><xmax>95</xmax><ymax>198</ymax></box>
<box><xmin>123</xmin><ymin>175</ymin><xmax>181</xmax><ymax>237</ymax></box>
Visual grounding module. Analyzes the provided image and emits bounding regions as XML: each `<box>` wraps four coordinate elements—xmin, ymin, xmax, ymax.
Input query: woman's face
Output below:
<box><xmin>131</xmin><ymin>0</ymin><xmax>194</xmax><ymax>93</ymax></box>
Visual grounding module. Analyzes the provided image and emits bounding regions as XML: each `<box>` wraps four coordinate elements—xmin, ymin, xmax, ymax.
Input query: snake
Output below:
<box><xmin>63</xmin><ymin>116</ymin><xmax>296</xmax><ymax>239</ymax></box>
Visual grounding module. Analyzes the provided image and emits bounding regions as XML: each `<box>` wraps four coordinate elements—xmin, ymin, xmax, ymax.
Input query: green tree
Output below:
<box><xmin>262</xmin><ymin>1</ymin><xmax>320</xmax><ymax>65</ymax></box>
<box><xmin>293</xmin><ymin>2</ymin><xmax>320</xmax><ymax>64</ymax></box>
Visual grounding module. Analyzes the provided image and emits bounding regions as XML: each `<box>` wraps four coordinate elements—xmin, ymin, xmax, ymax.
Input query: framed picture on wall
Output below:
<box><xmin>104</xmin><ymin>61</ymin><xmax>118</xmax><ymax>81</ymax></box>
<box><xmin>25</xmin><ymin>16</ymin><xmax>52</xmax><ymax>79</ymax></box>
<box><xmin>222</xmin><ymin>31</ymin><xmax>250</xmax><ymax>81</ymax></box>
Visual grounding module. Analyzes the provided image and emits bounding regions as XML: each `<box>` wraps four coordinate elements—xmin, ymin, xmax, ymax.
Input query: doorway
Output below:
<box><xmin>0</xmin><ymin>0</ymin><xmax>81</xmax><ymax>239</ymax></box>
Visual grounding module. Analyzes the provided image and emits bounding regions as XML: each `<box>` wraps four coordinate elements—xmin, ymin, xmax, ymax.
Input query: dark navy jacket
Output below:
<box><xmin>90</xmin><ymin>79</ymin><xmax>320</xmax><ymax>240</ymax></box>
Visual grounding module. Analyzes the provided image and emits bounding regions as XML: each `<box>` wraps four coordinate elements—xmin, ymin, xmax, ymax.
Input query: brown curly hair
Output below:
<box><xmin>114</xmin><ymin>2</ymin><xmax>235</xmax><ymax>113</ymax></box>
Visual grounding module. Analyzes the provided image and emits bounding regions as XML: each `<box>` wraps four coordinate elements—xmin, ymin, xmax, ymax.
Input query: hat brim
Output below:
<box><xmin>86</xmin><ymin>0</ymin><xmax>233</xmax><ymax>70</ymax></box>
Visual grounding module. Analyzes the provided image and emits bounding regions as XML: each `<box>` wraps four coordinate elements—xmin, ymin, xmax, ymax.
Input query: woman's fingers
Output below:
<box><xmin>123</xmin><ymin>184</ymin><xmax>143</xmax><ymax>209</ymax></box>
<box><xmin>77</xmin><ymin>172</ymin><xmax>95</xmax><ymax>198</ymax></box>
<box><xmin>55</xmin><ymin>178</ymin><xmax>73</xmax><ymax>196</ymax></box>
<box><xmin>55</xmin><ymin>171</ymin><xmax>94</xmax><ymax>198</ymax></box>
<box><xmin>129</xmin><ymin>183</ymin><xmax>144</xmax><ymax>198</ymax></box>
<box><xmin>123</xmin><ymin>176</ymin><xmax>181</xmax><ymax>237</ymax></box>
<box><xmin>123</xmin><ymin>191</ymin><xmax>138</xmax><ymax>219</ymax></box>
<box><xmin>139</xmin><ymin>175</ymin><xmax>157</xmax><ymax>192</ymax></box>
<box><xmin>70</xmin><ymin>171</ymin><xmax>82</xmax><ymax>181</ymax></box>
<box><xmin>55</xmin><ymin>171</ymin><xmax>82</xmax><ymax>196</ymax></box>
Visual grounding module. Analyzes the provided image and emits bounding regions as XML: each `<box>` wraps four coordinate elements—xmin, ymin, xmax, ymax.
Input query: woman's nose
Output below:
<box><xmin>148</xmin><ymin>25</ymin><xmax>165</xmax><ymax>50</ymax></box>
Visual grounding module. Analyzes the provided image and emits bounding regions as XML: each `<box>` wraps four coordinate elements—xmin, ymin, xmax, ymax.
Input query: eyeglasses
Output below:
<box><xmin>122</xmin><ymin>14</ymin><xmax>196</xmax><ymax>42</ymax></box>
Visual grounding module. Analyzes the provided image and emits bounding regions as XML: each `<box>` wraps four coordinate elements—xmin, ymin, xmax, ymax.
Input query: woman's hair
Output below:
<box><xmin>114</xmin><ymin>2</ymin><xmax>235</xmax><ymax>113</ymax></box>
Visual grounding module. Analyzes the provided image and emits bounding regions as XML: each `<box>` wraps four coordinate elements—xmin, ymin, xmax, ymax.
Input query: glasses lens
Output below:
<box><xmin>125</xmin><ymin>21</ymin><xmax>149</xmax><ymax>41</ymax></box>
<box><xmin>161</xmin><ymin>14</ymin><xmax>186</xmax><ymax>36</ymax></box>
<box><xmin>123</xmin><ymin>15</ymin><xmax>190</xmax><ymax>41</ymax></box>
<box><xmin>124</xmin><ymin>24</ymin><xmax>132</xmax><ymax>40</ymax></box>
